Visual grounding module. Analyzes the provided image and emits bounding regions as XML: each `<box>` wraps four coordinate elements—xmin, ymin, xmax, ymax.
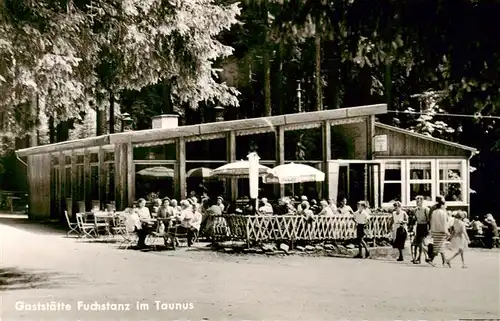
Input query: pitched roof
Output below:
<box><xmin>375</xmin><ymin>122</ymin><xmax>477</xmax><ymax>152</ymax></box>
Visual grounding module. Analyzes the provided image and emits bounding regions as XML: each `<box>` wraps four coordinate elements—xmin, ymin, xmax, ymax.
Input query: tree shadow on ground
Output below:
<box><xmin>0</xmin><ymin>267</ymin><xmax>77</xmax><ymax>291</ymax></box>
<box><xmin>0</xmin><ymin>214</ymin><xmax>67</xmax><ymax>236</ymax></box>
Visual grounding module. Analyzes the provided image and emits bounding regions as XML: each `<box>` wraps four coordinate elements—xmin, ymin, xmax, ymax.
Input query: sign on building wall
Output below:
<box><xmin>374</xmin><ymin>135</ymin><xmax>388</xmax><ymax>152</ymax></box>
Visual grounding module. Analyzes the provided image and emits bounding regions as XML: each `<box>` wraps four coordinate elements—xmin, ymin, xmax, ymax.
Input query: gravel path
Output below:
<box><xmin>1</xmin><ymin>215</ymin><xmax>499</xmax><ymax>321</ymax></box>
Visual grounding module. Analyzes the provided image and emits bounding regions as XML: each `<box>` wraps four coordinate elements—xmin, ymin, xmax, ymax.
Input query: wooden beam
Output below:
<box><xmin>227</xmin><ymin>131</ymin><xmax>237</xmax><ymax>201</ymax></box>
<box><xmin>58</xmin><ymin>152</ymin><xmax>64</xmax><ymax>219</ymax></box>
<box><xmin>71</xmin><ymin>150</ymin><xmax>77</xmax><ymax>218</ymax></box>
<box><xmin>98</xmin><ymin>146</ymin><xmax>106</xmax><ymax>209</ymax></box>
<box><xmin>346</xmin><ymin>104</ymin><xmax>387</xmax><ymax>118</ymax></box>
<box><xmin>175</xmin><ymin>137</ymin><xmax>186</xmax><ymax>200</ymax></box>
<box><xmin>114</xmin><ymin>144</ymin><xmax>122</xmax><ymax>210</ymax></box>
<box><xmin>322</xmin><ymin>121</ymin><xmax>332</xmax><ymax>200</ymax></box>
<box><xmin>276</xmin><ymin>126</ymin><xmax>285</xmax><ymax>198</ymax></box>
<box><xmin>83</xmin><ymin>148</ymin><xmax>91</xmax><ymax>211</ymax></box>
<box><xmin>16</xmin><ymin>135</ymin><xmax>110</xmax><ymax>157</ymax></box>
<box><xmin>126</xmin><ymin>142</ymin><xmax>134</xmax><ymax>207</ymax></box>
<box><xmin>17</xmin><ymin>105</ymin><xmax>388</xmax><ymax>157</ymax></box>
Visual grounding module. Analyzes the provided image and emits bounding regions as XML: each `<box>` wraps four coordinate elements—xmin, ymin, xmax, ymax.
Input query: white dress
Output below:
<box><xmin>450</xmin><ymin>220</ymin><xmax>469</xmax><ymax>250</ymax></box>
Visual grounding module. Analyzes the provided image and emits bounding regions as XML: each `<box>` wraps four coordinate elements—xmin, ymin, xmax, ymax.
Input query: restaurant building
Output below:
<box><xmin>16</xmin><ymin>104</ymin><xmax>477</xmax><ymax>220</ymax></box>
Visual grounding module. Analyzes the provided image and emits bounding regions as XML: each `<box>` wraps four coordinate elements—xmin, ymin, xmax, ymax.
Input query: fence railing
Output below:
<box><xmin>212</xmin><ymin>214</ymin><xmax>393</xmax><ymax>245</ymax></box>
<box><xmin>0</xmin><ymin>191</ymin><xmax>28</xmax><ymax>213</ymax></box>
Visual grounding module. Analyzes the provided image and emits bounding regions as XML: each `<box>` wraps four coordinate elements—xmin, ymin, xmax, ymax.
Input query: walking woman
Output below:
<box><xmin>391</xmin><ymin>201</ymin><xmax>408</xmax><ymax>261</ymax></box>
<box><xmin>446</xmin><ymin>211</ymin><xmax>470</xmax><ymax>268</ymax></box>
<box><xmin>412</xmin><ymin>196</ymin><xmax>430</xmax><ymax>264</ymax></box>
<box><xmin>427</xmin><ymin>196</ymin><xmax>449</xmax><ymax>266</ymax></box>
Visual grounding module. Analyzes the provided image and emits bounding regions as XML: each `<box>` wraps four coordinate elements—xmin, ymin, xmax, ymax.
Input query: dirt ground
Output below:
<box><xmin>1</xmin><ymin>214</ymin><xmax>499</xmax><ymax>321</ymax></box>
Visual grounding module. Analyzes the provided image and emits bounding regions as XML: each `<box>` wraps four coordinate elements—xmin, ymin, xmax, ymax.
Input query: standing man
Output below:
<box><xmin>353</xmin><ymin>201</ymin><xmax>371</xmax><ymax>258</ymax></box>
<box><xmin>412</xmin><ymin>196</ymin><xmax>430</xmax><ymax>264</ymax></box>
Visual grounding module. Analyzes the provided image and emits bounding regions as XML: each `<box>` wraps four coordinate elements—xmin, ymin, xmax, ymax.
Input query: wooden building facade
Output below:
<box><xmin>16</xmin><ymin>104</ymin><xmax>477</xmax><ymax>220</ymax></box>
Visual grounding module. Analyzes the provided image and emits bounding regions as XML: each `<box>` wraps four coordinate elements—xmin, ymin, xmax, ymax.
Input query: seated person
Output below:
<box><xmin>157</xmin><ymin>198</ymin><xmax>175</xmax><ymax>229</ymax></box>
<box><xmin>217</xmin><ymin>196</ymin><xmax>226</xmax><ymax>213</ymax></box>
<box><xmin>296</xmin><ymin>195</ymin><xmax>308</xmax><ymax>212</ymax></box>
<box><xmin>172</xmin><ymin>200</ymin><xmax>199</xmax><ymax>247</ymax></box>
<box><xmin>258</xmin><ymin>198</ymin><xmax>274</xmax><ymax>215</ymax></box>
<box><xmin>300</xmin><ymin>201</ymin><xmax>315</xmax><ymax>223</ymax></box>
<box><xmin>470</xmin><ymin>216</ymin><xmax>483</xmax><ymax>235</ymax></box>
<box><xmin>319</xmin><ymin>200</ymin><xmax>334</xmax><ymax>217</ymax></box>
<box><xmin>243</xmin><ymin>201</ymin><xmax>255</xmax><ymax>216</ymax></box>
<box><xmin>170</xmin><ymin>199</ymin><xmax>181</xmax><ymax>215</ymax></box>
<box><xmin>134</xmin><ymin>198</ymin><xmax>153</xmax><ymax>248</ymax></box>
<box><xmin>150</xmin><ymin>198</ymin><xmax>162</xmax><ymax>218</ymax></box>
<box><xmin>328</xmin><ymin>198</ymin><xmax>338</xmax><ymax>214</ymax></box>
<box><xmin>338</xmin><ymin>198</ymin><xmax>354</xmax><ymax>215</ymax></box>
<box><xmin>310</xmin><ymin>199</ymin><xmax>320</xmax><ymax>215</ymax></box>
<box><xmin>275</xmin><ymin>198</ymin><xmax>289</xmax><ymax>215</ymax></box>
<box><xmin>201</xmin><ymin>197</ymin><xmax>222</xmax><ymax>238</ymax></box>
<box><xmin>284</xmin><ymin>197</ymin><xmax>297</xmax><ymax>215</ymax></box>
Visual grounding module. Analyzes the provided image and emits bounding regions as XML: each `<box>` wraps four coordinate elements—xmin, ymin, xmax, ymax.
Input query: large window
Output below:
<box><xmin>438</xmin><ymin>160</ymin><xmax>464</xmax><ymax>202</ymax></box>
<box><xmin>382</xmin><ymin>161</ymin><xmax>402</xmax><ymax>203</ymax></box>
<box><xmin>381</xmin><ymin>159</ymin><xmax>467</xmax><ymax>206</ymax></box>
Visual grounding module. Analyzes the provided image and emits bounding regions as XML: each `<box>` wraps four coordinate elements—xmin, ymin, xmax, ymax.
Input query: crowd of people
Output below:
<box><xmin>129</xmin><ymin>188</ymin><xmax>498</xmax><ymax>260</ymax></box>
<box><xmin>354</xmin><ymin>195</ymin><xmax>499</xmax><ymax>267</ymax></box>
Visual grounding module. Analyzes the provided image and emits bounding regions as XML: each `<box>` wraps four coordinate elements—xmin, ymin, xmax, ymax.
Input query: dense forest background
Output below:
<box><xmin>1</xmin><ymin>0</ymin><xmax>499</xmax><ymax>216</ymax></box>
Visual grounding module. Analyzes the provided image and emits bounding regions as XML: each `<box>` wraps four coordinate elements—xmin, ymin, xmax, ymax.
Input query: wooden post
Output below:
<box><xmin>98</xmin><ymin>146</ymin><xmax>105</xmax><ymax>209</ymax></box>
<box><xmin>114</xmin><ymin>144</ymin><xmax>122</xmax><ymax>210</ymax></box>
<box><xmin>227</xmin><ymin>131</ymin><xmax>237</xmax><ymax>201</ymax></box>
<box><xmin>176</xmin><ymin>137</ymin><xmax>186</xmax><ymax>200</ymax></box>
<box><xmin>367</xmin><ymin>115</ymin><xmax>375</xmax><ymax>160</ymax></box>
<box><xmin>126</xmin><ymin>142</ymin><xmax>134</xmax><ymax>207</ymax></box>
<box><xmin>58</xmin><ymin>152</ymin><xmax>64</xmax><ymax>220</ymax></box>
<box><xmin>83</xmin><ymin>148</ymin><xmax>91</xmax><ymax>211</ymax></box>
<box><xmin>322</xmin><ymin>121</ymin><xmax>331</xmax><ymax>200</ymax></box>
<box><xmin>276</xmin><ymin>126</ymin><xmax>285</xmax><ymax>198</ymax></box>
<box><xmin>71</xmin><ymin>150</ymin><xmax>77</xmax><ymax>219</ymax></box>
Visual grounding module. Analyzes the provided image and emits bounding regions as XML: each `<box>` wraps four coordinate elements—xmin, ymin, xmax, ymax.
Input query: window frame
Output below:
<box><xmin>380</xmin><ymin>158</ymin><xmax>468</xmax><ymax>207</ymax></box>
<box><xmin>381</xmin><ymin>160</ymin><xmax>403</xmax><ymax>206</ymax></box>
<box><xmin>437</xmin><ymin>159</ymin><xmax>467</xmax><ymax>205</ymax></box>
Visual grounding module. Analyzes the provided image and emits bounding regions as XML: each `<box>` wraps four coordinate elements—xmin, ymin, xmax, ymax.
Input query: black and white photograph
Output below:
<box><xmin>0</xmin><ymin>0</ymin><xmax>499</xmax><ymax>320</ymax></box>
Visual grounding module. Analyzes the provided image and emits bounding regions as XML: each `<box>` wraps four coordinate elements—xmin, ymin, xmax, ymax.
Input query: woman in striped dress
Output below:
<box><xmin>427</xmin><ymin>196</ymin><xmax>450</xmax><ymax>266</ymax></box>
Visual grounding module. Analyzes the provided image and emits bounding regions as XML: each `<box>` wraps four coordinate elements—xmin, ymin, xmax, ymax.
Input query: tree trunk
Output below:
<box><xmin>277</xmin><ymin>42</ymin><xmax>285</xmax><ymax>115</ymax></box>
<box><xmin>384</xmin><ymin>63</ymin><xmax>392</xmax><ymax>111</ymax></box>
<box><xmin>29</xmin><ymin>94</ymin><xmax>38</xmax><ymax>147</ymax></box>
<box><xmin>109</xmin><ymin>91</ymin><xmax>115</xmax><ymax>134</ymax></box>
<box><xmin>49</xmin><ymin>116</ymin><xmax>56</xmax><ymax>144</ymax></box>
<box><xmin>263</xmin><ymin>49</ymin><xmax>272</xmax><ymax>117</ymax></box>
<box><xmin>96</xmin><ymin>106</ymin><xmax>106</xmax><ymax>136</ymax></box>
<box><xmin>162</xmin><ymin>80</ymin><xmax>172</xmax><ymax>114</ymax></box>
<box><xmin>326</xmin><ymin>41</ymin><xmax>340</xmax><ymax>110</ymax></box>
<box><xmin>314</xmin><ymin>33</ymin><xmax>323</xmax><ymax>111</ymax></box>
<box><xmin>56</xmin><ymin>121</ymin><xmax>70</xmax><ymax>143</ymax></box>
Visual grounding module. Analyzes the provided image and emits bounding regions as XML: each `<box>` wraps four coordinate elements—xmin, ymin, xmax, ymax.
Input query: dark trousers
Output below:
<box><xmin>136</xmin><ymin>224</ymin><xmax>154</xmax><ymax>248</ymax></box>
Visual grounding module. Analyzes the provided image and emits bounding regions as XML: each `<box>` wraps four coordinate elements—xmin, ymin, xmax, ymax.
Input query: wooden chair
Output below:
<box><xmin>170</xmin><ymin>224</ymin><xmax>199</xmax><ymax>250</ymax></box>
<box><xmin>76</xmin><ymin>213</ymin><xmax>97</xmax><ymax>239</ymax></box>
<box><xmin>64</xmin><ymin>210</ymin><xmax>79</xmax><ymax>237</ymax></box>
<box><xmin>94</xmin><ymin>213</ymin><xmax>111</xmax><ymax>239</ymax></box>
<box><xmin>117</xmin><ymin>214</ymin><xmax>139</xmax><ymax>250</ymax></box>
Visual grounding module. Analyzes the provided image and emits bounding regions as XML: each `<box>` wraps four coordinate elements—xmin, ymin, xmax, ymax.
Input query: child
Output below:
<box><xmin>445</xmin><ymin>212</ymin><xmax>470</xmax><ymax>268</ymax></box>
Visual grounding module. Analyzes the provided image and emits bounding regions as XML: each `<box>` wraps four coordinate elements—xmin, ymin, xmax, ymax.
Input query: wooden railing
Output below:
<box><xmin>212</xmin><ymin>214</ymin><xmax>393</xmax><ymax>245</ymax></box>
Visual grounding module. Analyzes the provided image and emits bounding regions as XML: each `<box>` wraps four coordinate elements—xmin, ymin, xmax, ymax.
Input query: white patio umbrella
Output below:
<box><xmin>263</xmin><ymin>163</ymin><xmax>325</xmax><ymax>184</ymax></box>
<box><xmin>186</xmin><ymin>167</ymin><xmax>214</xmax><ymax>178</ymax></box>
<box><xmin>136</xmin><ymin>166</ymin><xmax>174</xmax><ymax>178</ymax></box>
<box><xmin>211</xmin><ymin>160</ymin><xmax>271</xmax><ymax>178</ymax></box>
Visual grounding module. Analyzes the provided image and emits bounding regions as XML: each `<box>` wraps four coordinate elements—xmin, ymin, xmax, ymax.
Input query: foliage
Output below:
<box><xmin>0</xmin><ymin>0</ymin><xmax>242</xmax><ymax>138</ymax></box>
